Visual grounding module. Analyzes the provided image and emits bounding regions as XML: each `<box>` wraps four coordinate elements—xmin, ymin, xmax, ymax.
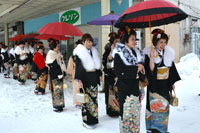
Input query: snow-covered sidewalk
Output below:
<box><xmin>0</xmin><ymin>53</ymin><xmax>200</xmax><ymax>133</ymax></box>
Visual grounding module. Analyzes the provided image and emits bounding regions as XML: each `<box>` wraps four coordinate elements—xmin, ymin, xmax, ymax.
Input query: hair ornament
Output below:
<box><xmin>157</xmin><ymin>33</ymin><xmax>161</xmax><ymax>38</ymax></box>
<box><xmin>125</xmin><ymin>26</ymin><xmax>131</xmax><ymax>35</ymax></box>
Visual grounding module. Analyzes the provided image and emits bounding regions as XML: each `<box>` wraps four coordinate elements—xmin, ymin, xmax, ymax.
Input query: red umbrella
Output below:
<box><xmin>35</xmin><ymin>34</ymin><xmax>69</xmax><ymax>40</ymax></box>
<box><xmin>115</xmin><ymin>0</ymin><xmax>188</xmax><ymax>28</ymax></box>
<box><xmin>21</xmin><ymin>33</ymin><xmax>39</xmax><ymax>41</ymax></box>
<box><xmin>9</xmin><ymin>34</ymin><xmax>25</xmax><ymax>41</ymax></box>
<box><xmin>114</xmin><ymin>0</ymin><xmax>188</xmax><ymax>57</ymax></box>
<box><xmin>38</xmin><ymin>22</ymin><xmax>83</xmax><ymax>36</ymax></box>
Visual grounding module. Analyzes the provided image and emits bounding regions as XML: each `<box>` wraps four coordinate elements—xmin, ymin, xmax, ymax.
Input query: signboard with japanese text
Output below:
<box><xmin>59</xmin><ymin>7</ymin><xmax>81</xmax><ymax>25</ymax></box>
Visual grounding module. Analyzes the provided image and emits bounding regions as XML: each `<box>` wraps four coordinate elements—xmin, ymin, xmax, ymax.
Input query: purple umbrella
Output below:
<box><xmin>87</xmin><ymin>11</ymin><xmax>120</xmax><ymax>32</ymax></box>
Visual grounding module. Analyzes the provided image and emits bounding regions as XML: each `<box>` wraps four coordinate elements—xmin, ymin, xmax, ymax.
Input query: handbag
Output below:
<box><xmin>76</xmin><ymin>88</ymin><xmax>89</xmax><ymax>103</ymax></box>
<box><xmin>106</xmin><ymin>59</ymin><xmax>114</xmax><ymax>69</ymax></box>
<box><xmin>108</xmin><ymin>86</ymin><xmax>120</xmax><ymax>112</ymax></box>
<box><xmin>170</xmin><ymin>90</ymin><xmax>178</xmax><ymax>107</ymax></box>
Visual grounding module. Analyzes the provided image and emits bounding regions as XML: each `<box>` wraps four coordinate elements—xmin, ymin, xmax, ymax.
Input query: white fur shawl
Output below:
<box><xmin>9</xmin><ymin>48</ymin><xmax>15</xmax><ymax>57</ymax></box>
<box><xmin>46</xmin><ymin>50</ymin><xmax>66</xmax><ymax>74</ymax></box>
<box><xmin>143</xmin><ymin>45</ymin><xmax>175</xmax><ymax>67</ymax></box>
<box><xmin>14</xmin><ymin>46</ymin><xmax>29</xmax><ymax>60</ymax></box>
<box><xmin>73</xmin><ymin>44</ymin><xmax>101</xmax><ymax>71</ymax></box>
<box><xmin>25</xmin><ymin>46</ymin><xmax>34</xmax><ymax>54</ymax></box>
<box><xmin>46</xmin><ymin>50</ymin><xmax>57</xmax><ymax>64</ymax></box>
<box><xmin>112</xmin><ymin>43</ymin><xmax>144</xmax><ymax>66</ymax></box>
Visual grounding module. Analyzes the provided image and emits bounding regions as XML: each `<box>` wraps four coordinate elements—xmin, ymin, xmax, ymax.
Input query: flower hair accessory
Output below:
<box><xmin>157</xmin><ymin>33</ymin><xmax>161</xmax><ymax>38</ymax></box>
<box><xmin>125</xmin><ymin>26</ymin><xmax>131</xmax><ymax>35</ymax></box>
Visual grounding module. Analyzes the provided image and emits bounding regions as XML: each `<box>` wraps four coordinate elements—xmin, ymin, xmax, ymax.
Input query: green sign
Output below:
<box><xmin>60</xmin><ymin>10</ymin><xmax>79</xmax><ymax>24</ymax></box>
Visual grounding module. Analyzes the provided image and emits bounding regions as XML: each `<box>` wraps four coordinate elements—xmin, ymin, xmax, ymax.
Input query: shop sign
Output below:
<box><xmin>59</xmin><ymin>7</ymin><xmax>81</xmax><ymax>25</ymax></box>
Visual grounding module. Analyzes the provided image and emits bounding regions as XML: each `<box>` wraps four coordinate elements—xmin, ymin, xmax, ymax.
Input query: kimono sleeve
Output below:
<box><xmin>114</xmin><ymin>54</ymin><xmax>138</xmax><ymax>79</ymax></box>
<box><xmin>168</xmin><ymin>62</ymin><xmax>181</xmax><ymax>91</ymax></box>
<box><xmin>48</xmin><ymin>60</ymin><xmax>63</xmax><ymax>79</ymax></box>
<box><xmin>74</xmin><ymin>56</ymin><xmax>85</xmax><ymax>81</ymax></box>
<box><xmin>32</xmin><ymin>61</ymin><xmax>38</xmax><ymax>73</ymax></box>
<box><xmin>144</xmin><ymin>55</ymin><xmax>157</xmax><ymax>92</ymax></box>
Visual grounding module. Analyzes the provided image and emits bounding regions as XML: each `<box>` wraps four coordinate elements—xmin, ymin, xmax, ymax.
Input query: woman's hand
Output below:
<box><xmin>150</xmin><ymin>49</ymin><xmax>154</xmax><ymax>58</ymax></box>
<box><xmin>78</xmin><ymin>80</ymin><xmax>83</xmax><ymax>88</ymax></box>
<box><xmin>108</xmin><ymin>44</ymin><xmax>115</xmax><ymax>60</ymax></box>
<box><xmin>99</xmin><ymin>76</ymin><xmax>102</xmax><ymax>82</ymax></box>
<box><xmin>172</xmin><ymin>84</ymin><xmax>175</xmax><ymax>90</ymax></box>
<box><xmin>137</xmin><ymin>64</ymin><xmax>145</xmax><ymax>74</ymax></box>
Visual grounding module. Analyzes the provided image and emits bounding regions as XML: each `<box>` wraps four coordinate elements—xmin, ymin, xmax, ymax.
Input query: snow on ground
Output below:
<box><xmin>0</xmin><ymin>53</ymin><xmax>200</xmax><ymax>133</ymax></box>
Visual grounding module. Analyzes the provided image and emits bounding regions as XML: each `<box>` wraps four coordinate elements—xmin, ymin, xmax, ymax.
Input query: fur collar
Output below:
<box><xmin>9</xmin><ymin>48</ymin><xmax>15</xmax><ymax>57</ymax></box>
<box><xmin>112</xmin><ymin>43</ymin><xmax>144</xmax><ymax>66</ymax></box>
<box><xmin>46</xmin><ymin>50</ymin><xmax>57</xmax><ymax>64</ymax></box>
<box><xmin>25</xmin><ymin>46</ymin><xmax>34</xmax><ymax>54</ymax></box>
<box><xmin>14</xmin><ymin>46</ymin><xmax>28</xmax><ymax>60</ymax></box>
<box><xmin>143</xmin><ymin>45</ymin><xmax>175</xmax><ymax>67</ymax></box>
<box><xmin>73</xmin><ymin>44</ymin><xmax>101</xmax><ymax>71</ymax></box>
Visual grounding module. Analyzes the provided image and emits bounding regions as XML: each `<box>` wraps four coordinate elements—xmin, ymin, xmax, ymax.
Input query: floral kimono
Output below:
<box><xmin>102</xmin><ymin>43</ymin><xmax>119</xmax><ymax>117</ymax></box>
<box><xmin>73</xmin><ymin>44</ymin><xmax>102</xmax><ymax>125</ymax></box>
<box><xmin>9</xmin><ymin>47</ymin><xmax>18</xmax><ymax>79</ymax></box>
<box><xmin>25</xmin><ymin>45</ymin><xmax>34</xmax><ymax>79</ymax></box>
<box><xmin>32</xmin><ymin>52</ymin><xmax>48</xmax><ymax>94</ymax></box>
<box><xmin>15</xmin><ymin>46</ymin><xmax>29</xmax><ymax>84</ymax></box>
<box><xmin>46</xmin><ymin>50</ymin><xmax>65</xmax><ymax>111</ymax></box>
<box><xmin>143</xmin><ymin>45</ymin><xmax>181</xmax><ymax>133</ymax></box>
<box><xmin>112</xmin><ymin>43</ymin><xmax>144</xmax><ymax>132</ymax></box>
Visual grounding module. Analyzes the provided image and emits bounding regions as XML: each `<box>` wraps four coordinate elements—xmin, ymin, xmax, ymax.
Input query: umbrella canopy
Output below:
<box><xmin>9</xmin><ymin>34</ymin><xmax>25</xmax><ymax>42</ymax></box>
<box><xmin>35</xmin><ymin>34</ymin><xmax>69</xmax><ymax>40</ymax></box>
<box><xmin>38</xmin><ymin>22</ymin><xmax>83</xmax><ymax>36</ymax></box>
<box><xmin>21</xmin><ymin>33</ymin><xmax>39</xmax><ymax>41</ymax></box>
<box><xmin>115</xmin><ymin>0</ymin><xmax>188</xmax><ymax>28</ymax></box>
<box><xmin>87</xmin><ymin>11</ymin><xmax>120</xmax><ymax>32</ymax></box>
<box><xmin>87</xmin><ymin>13</ymin><xmax>120</xmax><ymax>25</ymax></box>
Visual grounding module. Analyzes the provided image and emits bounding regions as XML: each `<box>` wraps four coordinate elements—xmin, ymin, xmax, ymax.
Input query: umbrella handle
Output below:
<box><xmin>148</xmin><ymin>16</ymin><xmax>158</xmax><ymax>58</ymax></box>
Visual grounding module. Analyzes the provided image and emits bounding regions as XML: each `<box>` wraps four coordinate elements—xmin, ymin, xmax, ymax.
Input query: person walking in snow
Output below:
<box><xmin>24</xmin><ymin>41</ymin><xmax>34</xmax><ymax>79</ymax></box>
<box><xmin>32</xmin><ymin>42</ymin><xmax>48</xmax><ymax>95</ymax></box>
<box><xmin>15</xmin><ymin>41</ymin><xmax>29</xmax><ymax>84</ymax></box>
<box><xmin>10</xmin><ymin>43</ymin><xmax>18</xmax><ymax>79</ymax></box>
<box><xmin>102</xmin><ymin>32</ymin><xmax>120</xmax><ymax>117</ymax></box>
<box><xmin>46</xmin><ymin>41</ymin><xmax>66</xmax><ymax>112</ymax></box>
<box><xmin>112</xmin><ymin>27</ymin><xmax>145</xmax><ymax>132</ymax></box>
<box><xmin>2</xmin><ymin>46</ymin><xmax>11</xmax><ymax>78</ymax></box>
<box><xmin>73</xmin><ymin>33</ymin><xmax>102</xmax><ymax>129</ymax></box>
<box><xmin>143</xmin><ymin>29</ymin><xmax>181</xmax><ymax>133</ymax></box>
<box><xmin>66</xmin><ymin>39</ymin><xmax>82</xmax><ymax>109</ymax></box>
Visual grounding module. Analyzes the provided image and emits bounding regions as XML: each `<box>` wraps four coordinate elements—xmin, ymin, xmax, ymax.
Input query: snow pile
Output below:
<box><xmin>176</xmin><ymin>53</ymin><xmax>200</xmax><ymax>79</ymax></box>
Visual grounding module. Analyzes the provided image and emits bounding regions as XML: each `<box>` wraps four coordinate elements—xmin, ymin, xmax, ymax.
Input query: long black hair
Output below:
<box><xmin>50</xmin><ymin>41</ymin><xmax>58</xmax><ymax>50</ymax></box>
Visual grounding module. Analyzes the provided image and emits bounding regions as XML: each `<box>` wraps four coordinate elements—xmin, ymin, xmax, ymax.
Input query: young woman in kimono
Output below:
<box><xmin>15</xmin><ymin>41</ymin><xmax>29</xmax><ymax>84</ymax></box>
<box><xmin>102</xmin><ymin>32</ymin><xmax>120</xmax><ymax>117</ymax></box>
<box><xmin>73</xmin><ymin>33</ymin><xmax>102</xmax><ymax>129</ymax></box>
<box><xmin>143</xmin><ymin>29</ymin><xmax>181</xmax><ymax>133</ymax></box>
<box><xmin>112</xmin><ymin>27</ymin><xmax>145</xmax><ymax>132</ymax></box>
<box><xmin>66</xmin><ymin>39</ymin><xmax>81</xmax><ymax>109</ymax></box>
<box><xmin>10</xmin><ymin>43</ymin><xmax>18</xmax><ymax>79</ymax></box>
<box><xmin>24</xmin><ymin>41</ymin><xmax>34</xmax><ymax>79</ymax></box>
<box><xmin>9</xmin><ymin>43</ymin><xmax>18</xmax><ymax>79</ymax></box>
<box><xmin>2</xmin><ymin>46</ymin><xmax>11</xmax><ymax>78</ymax></box>
<box><xmin>32</xmin><ymin>42</ymin><xmax>48</xmax><ymax>95</ymax></box>
<box><xmin>46</xmin><ymin>41</ymin><xmax>66</xmax><ymax>112</ymax></box>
